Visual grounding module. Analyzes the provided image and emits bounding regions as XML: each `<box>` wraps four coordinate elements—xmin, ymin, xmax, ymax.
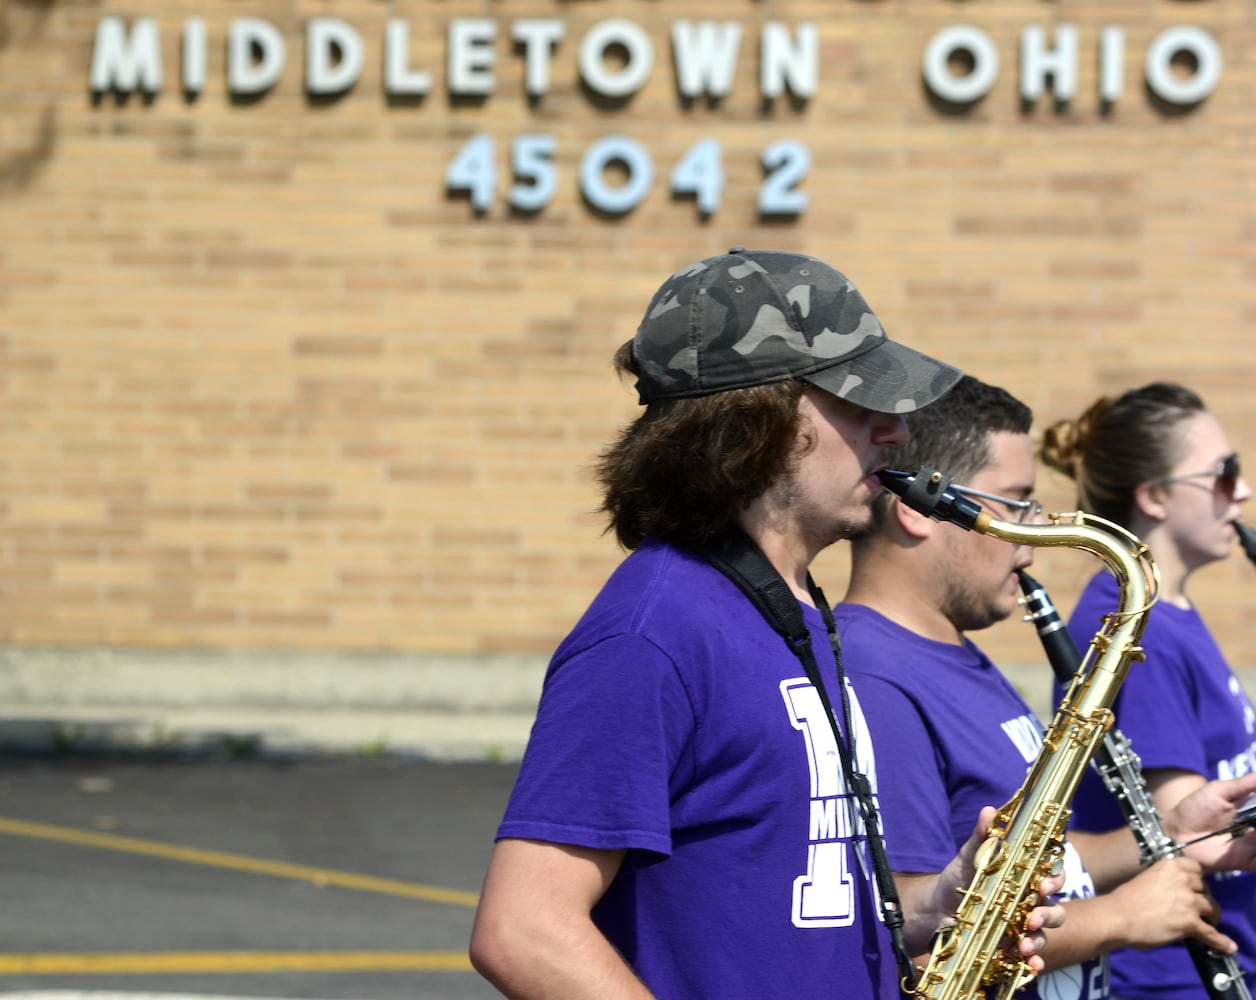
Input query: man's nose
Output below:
<box><xmin>874</xmin><ymin>412</ymin><xmax>909</xmax><ymax>446</ymax></box>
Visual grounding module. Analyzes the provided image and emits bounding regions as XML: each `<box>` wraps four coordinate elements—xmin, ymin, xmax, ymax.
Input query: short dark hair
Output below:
<box><xmin>856</xmin><ymin>376</ymin><xmax>1031</xmax><ymax>538</ymax></box>
<box><xmin>596</xmin><ymin>340</ymin><xmax>805</xmax><ymax>551</ymax></box>
<box><xmin>886</xmin><ymin>375</ymin><xmax>1033</xmax><ymax>483</ymax></box>
<box><xmin>1039</xmin><ymin>382</ymin><xmax>1205</xmax><ymax>526</ymax></box>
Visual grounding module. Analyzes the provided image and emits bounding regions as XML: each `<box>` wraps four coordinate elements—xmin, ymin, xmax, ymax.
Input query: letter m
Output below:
<box><xmin>91</xmin><ymin>17</ymin><xmax>163</xmax><ymax>94</ymax></box>
<box><xmin>809</xmin><ymin>798</ymin><xmax>838</xmax><ymax>840</ymax></box>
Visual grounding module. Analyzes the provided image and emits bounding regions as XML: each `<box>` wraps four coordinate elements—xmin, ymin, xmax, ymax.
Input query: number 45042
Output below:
<box><xmin>445</xmin><ymin>134</ymin><xmax>809</xmax><ymax>217</ymax></box>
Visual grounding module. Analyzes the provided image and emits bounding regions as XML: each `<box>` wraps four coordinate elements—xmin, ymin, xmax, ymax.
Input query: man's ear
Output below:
<box><xmin>794</xmin><ymin>408</ymin><xmax>818</xmax><ymax>458</ymax></box>
<box><xmin>890</xmin><ymin>496</ymin><xmax>938</xmax><ymax>540</ymax></box>
<box><xmin>1132</xmin><ymin>480</ymin><xmax>1169</xmax><ymax>522</ymax></box>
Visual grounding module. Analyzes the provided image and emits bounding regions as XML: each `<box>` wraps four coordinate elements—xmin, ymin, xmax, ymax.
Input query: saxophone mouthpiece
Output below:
<box><xmin>877</xmin><ymin>466</ymin><xmax>986</xmax><ymax>531</ymax></box>
<box><xmin>1234</xmin><ymin>522</ymin><xmax>1256</xmax><ymax>567</ymax></box>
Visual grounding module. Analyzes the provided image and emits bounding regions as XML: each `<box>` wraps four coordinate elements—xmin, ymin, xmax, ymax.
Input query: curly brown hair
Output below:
<box><xmin>596</xmin><ymin>340</ymin><xmax>806</xmax><ymax>550</ymax></box>
<box><xmin>1039</xmin><ymin>382</ymin><xmax>1205</xmax><ymax>526</ymax></box>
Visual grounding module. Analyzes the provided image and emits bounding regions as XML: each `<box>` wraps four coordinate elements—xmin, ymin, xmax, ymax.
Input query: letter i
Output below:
<box><xmin>184</xmin><ymin>18</ymin><xmax>207</xmax><ymax>96</ymax></box>
<box><xmin>1100</xmin><ymin>27</ymin><xmax>1123</xmax><ymax>105</ymax></box>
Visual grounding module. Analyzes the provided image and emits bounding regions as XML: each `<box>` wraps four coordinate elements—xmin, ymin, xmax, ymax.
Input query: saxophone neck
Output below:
<box><xmin>879</xmin><ymin>466</ymin><xmax>1159</xmax><ymax>615</ymax></box>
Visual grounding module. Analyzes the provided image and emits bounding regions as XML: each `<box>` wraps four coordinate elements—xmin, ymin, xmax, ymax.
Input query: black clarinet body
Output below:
<box><xmin>1235</xmin><ymin>522</ymin><xmax>1256</xmax><ymax>567</ymax></box>
<box><xmin>1017</xmin><ymin>569</ymin><xmax>1253</xmax><ymax>1000</ymax></box>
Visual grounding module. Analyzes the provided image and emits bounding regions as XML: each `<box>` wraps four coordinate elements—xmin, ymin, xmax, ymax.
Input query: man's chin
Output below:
<box><xmin>842</xmin><ymin>509</ymin><xmax>878</xmax><ymax>543</ymax></box>
<box><xmin>991</xmin><ymin>600</ymin><xmax>1017</xmax><ymax>625</ymax></box>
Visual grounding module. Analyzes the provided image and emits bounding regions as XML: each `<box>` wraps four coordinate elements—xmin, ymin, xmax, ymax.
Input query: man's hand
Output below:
<box><xmin>1164</xmin><ymin>771</ymin><xmax>1256</xmax><ymax>871</ymax></box>
<box><xmin>899</xmin><ymin>806</ymin><xmax>1066</xmax><ymax>971</ymax></box>
<box><xmin>1105</xmin><ymin>857</ymin><xmax>1232</xmax><ymax>953</ymax></box>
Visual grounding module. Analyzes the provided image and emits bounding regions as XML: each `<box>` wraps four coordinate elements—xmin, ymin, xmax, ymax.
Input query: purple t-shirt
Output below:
<box><xmin>835</xmin><ymin>602</ymin><xmax>1109</xmax><ymax>1000</ymax></box>
<box><xmin>499</xmin><ymin>540</ymin><xmax>900</xmax><ymax>999</ymax></box>
<box><xmin>1065</xmin><ymin>570</ymin><xmax>1256</xmax><ymax>1000</ymax></box>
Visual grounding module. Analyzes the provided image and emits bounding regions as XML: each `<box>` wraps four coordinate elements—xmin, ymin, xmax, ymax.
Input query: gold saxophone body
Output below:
<box><xmin>878</xmin><ymin>468</ymin><xmax>1160</xmax><ymax>1000</ymax></box>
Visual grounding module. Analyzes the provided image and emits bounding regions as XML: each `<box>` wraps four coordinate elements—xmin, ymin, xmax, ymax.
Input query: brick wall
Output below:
<box><xmin>3</xmin><ymin>0</ymin><xmax>1255</xmax><ymax>679</ymax></box>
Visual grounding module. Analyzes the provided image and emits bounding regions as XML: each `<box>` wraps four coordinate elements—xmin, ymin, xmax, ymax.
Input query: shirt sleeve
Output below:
<box><xmin>1109</xmin><ymin>620</ymin><xmax>1208</xmax><ymax>777</ymax></box>
<box><xmin>497</xmin><ymin>631</ymin><xmax>695</xmax><ymax>858</ymax></box>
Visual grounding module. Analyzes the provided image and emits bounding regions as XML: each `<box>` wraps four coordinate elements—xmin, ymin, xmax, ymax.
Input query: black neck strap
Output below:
<box><xmin>696</xmin><ymin>529</ymin><xmax>917</xmax><ymax>990</ymax></box>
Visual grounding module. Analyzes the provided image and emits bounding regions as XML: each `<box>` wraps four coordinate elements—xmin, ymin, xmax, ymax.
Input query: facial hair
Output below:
<box><xmin>939</xmin><ymin>572</ymin><xmax>1016</xmax><ymax>634</ymax></box>
<box><xmin>771</xmin><ymin>468</ymin><xmax>879</xmax><ymax>549</ymax></box>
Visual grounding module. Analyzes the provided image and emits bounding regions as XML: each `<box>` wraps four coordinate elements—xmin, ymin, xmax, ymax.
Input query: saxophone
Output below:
<box><xmin>1017</xmin><ymin>569</ymin><xmax>1253</xmax><ymax>1000</ymax></box>
<box><xmin>877</xmin><ymin>467</ymin><xmax>1160</xmax><ymax>1000</ymax></box>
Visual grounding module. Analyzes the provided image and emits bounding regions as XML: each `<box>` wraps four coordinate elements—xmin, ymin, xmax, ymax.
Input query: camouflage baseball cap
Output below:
<box><xmin>632</xmin><ymin>248</ymin><xmax>962</xmax><ymax>413</ymax></box>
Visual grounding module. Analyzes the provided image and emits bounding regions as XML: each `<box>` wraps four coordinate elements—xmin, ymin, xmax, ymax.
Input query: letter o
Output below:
<box><xmin>922</xmin><ymin>25</ymin><xmax>999</xmax><ymax>105</ymax></box>
<box><xmin>1145</xmin><ymin>27</ymin><xmax>1222</xmax><ymax>106</ymax></box>
<box><xmin>580</xmin><ymin>136</ymin><xmax>653</xmax><ymax>215</ymax></box>
<box><xmin>579</xmin><ymin>20</ymin><xmax>653</xmax><ymax>98</ymax></box>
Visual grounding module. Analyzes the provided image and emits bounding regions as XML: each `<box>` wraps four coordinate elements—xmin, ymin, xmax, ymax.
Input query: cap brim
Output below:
<box><xmin>803</xmin><ymin>340</ymin><xmax>962</xmax><ymax>414</ymax></box>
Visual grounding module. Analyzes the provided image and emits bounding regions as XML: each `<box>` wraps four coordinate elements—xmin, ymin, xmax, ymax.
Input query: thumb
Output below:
<box><xmin>1216</xmin><ymin>771</ymin><xmax>1256</xmax><ymax>806</ymax></box>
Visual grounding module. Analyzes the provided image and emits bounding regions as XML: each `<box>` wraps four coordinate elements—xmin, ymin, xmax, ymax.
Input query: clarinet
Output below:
<box><xmin>1017</xmin><ymin>568</ymin><xmax>1253</xmax><ymax>1000</ymax></box>
<box><xmin>1235</xmin><ymin>522</ymin><xmax>1256</xmax><ymax>567</ymax></box>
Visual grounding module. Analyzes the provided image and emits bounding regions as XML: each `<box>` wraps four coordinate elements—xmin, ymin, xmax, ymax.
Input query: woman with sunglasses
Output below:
<box><xmin>1041</xmin><ymin>381</ymin><xmax>1256</xmax><ymax>1000</ymax></box>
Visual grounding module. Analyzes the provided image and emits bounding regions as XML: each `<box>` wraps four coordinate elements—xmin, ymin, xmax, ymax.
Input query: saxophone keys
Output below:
<box><xmin>973</xmin><ymin>835</ymin><xmax>1006</xmax><ymax>875</ymax></box>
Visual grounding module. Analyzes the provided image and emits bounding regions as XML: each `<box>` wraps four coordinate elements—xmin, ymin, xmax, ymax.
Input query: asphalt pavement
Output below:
<box><xmin>0</xmin><ymin>756</ymin><xmax>520</xmax><ymax>1000</ymax></box>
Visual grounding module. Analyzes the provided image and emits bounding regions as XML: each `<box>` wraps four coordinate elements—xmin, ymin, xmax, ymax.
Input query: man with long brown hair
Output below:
<box><xmin>470</xmin><ymin>249</ymin><xmax>1059</xmax><ymax>999</ymax></box>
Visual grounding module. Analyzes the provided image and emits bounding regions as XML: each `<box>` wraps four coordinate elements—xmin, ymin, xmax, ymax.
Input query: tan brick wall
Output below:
<box><xmin>3</xmin><ymin>0</ymin><xmax>1256</xmax><ymax>681</ymax></box>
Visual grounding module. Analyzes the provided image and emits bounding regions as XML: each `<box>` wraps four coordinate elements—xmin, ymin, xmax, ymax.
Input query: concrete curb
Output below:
<box><xmin>0</xmin><ymin>995</ymin><xmax>348</xmax><ymax>1000</ymax></box>
<box><xmin>2</xmin><ymin>646</ymin><xmax>1251</xmax><ymax>762</ymax></box>
<box><xmin>0</xmin><ymin>995</ymin><xmax>337</xmax><ymax>1000</ymax></box>
<box><xmin>0</xmin><ymin>647</ymin><xmax>547</xmax><ymax>761</ymax></box>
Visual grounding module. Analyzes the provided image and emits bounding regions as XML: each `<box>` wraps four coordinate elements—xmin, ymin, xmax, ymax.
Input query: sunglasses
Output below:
<box><xmin>950</xmin><ymin>485</ymin><xmax>1044</xmax><ymax>524</ymax></box>
<box><xmin>1159</xmin><ymin>453</ymin><xmax>1241</xmax><ymax>501</ymax></box>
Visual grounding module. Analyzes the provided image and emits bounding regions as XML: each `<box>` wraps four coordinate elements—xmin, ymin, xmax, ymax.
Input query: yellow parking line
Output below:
<box><xmin>0</xmin><ymin>952</ymin><xmax>473</xmax><ymax>974</ymax></box>
<box><xmin>0</xmin><ymin>816</ymin><xmax>479</xmax><ymax>908</ymax></box>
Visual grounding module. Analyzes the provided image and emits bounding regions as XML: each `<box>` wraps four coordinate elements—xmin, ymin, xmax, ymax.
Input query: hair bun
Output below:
<box><xmin>1039</xmin><ymin>396</ymin><xmax>1112</xmax><ymax>481</ymax></box>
